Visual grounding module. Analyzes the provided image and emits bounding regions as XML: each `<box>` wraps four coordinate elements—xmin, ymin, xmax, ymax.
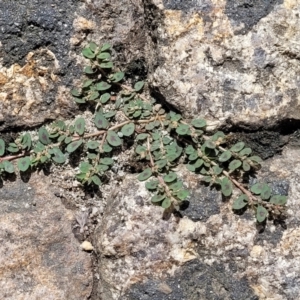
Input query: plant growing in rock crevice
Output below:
<box><xmin>0</xmin><ymin>42</ymin><xmax>287</xmax><ymax>224</ymax></box>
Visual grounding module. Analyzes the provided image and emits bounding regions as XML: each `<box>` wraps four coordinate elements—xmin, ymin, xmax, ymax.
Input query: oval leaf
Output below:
<box><xmin>176</xmin><ymin>124</ymin><xmax>190</xmax><ymax>136</ymax></box>
<box><xmin>66</xmin><ymin>140</ymin><xmax>83</xmax><ymax>153</ymax></box>
<box><xmin>111</xmin><ymin>72</ymin><xmax>125</xmax><ymax>82</ymax></box>
<box><xmin>232</xmin><ymin>194</ymin><xmax>249</xmax><ymax>209</ymax></box>
<box><xmin>107</xmin><ymin>130</ymin><xmax>122</xmax><ymax>147</ymax></box>
<box><xmin>17</xmin><ymin>157</ymin><xmax>31</xmax><ymax>172</ymax></box>
<box><xmin>134</xmin><ymin>81</ymin><xmax>144</xmax><ymax>92</ymax></box>
<box><xmin>137</xmin><ymin>168</ymin><xmax>152</xmax><ymax>181</ymax></box>
<box><xmin>230</xmin><ymin>142</ymin><xmax>245</xmax><ymax>152</ymax></box>
<box><xmin>92</xmin><ymin>175</ymin><xmax>102</xmax><ymax>186</ymax></box>
<box><xmin>74</xmin><ymin>118</ymin><xmax>85</xmax><ymax>136</ymax></box>
<box><xmin>270</xmin><ymin>195</ymin><xmax>287</xmax><ymax>206</ymax></box>
<box><xmin>191</xmin><ymin>118</ymin><xmax>206</xmax><ymax>128</ymax></box>
<box><xmin>94</xmin><ymin>112</ymin><xmax>109</xmax><ymax>129</ymax></box>
<box><xmin>52</xmin><ymin>148</ymin><xmax>66</xmax><ymax>164</ymax></box>
<box><xmin>121</xmin><ymin>123</ymin><xmax>135</xmax><ymax>137</ymax></box>
<box><xmin>38</xmin><ymin>127</ymin><xmax>51</xmax><ymax>145</ymax></box>
<box><xmin>100</xmin><ymin>93</ymin><xmax>111</xmax><ymax>104</ymax></box>
<box><xmin>219</xmin><ymin>150</ymin><xmax>232</xmax><ymax>162</ymax></box>
<box><xmin>151</xmin><ymin>194</ymin><xmax>166</xmax><ymax>203</ymax></box>
<box><xmin>100</xmin><ymin>157</ymin><xmax>114</xmax><ymax>165</ymax></box>
<box><xmin>229</xmin><ymin>159</ymin><xmax>242</xmax><ymax>171</ymax></box>
<box><xmin>256</xmin><ymin>205</ymin><xmax>268</xmax><ymax>223</ymax></box>
<box><xmin>161</xmin><ymin>198</ymin><xmax>171</xmax><ymax>209</ymax></box>
<box><xmin>163</xmin><ymin>172</ymin><xmax>177</xmax><ymax>183</ymax></box>
<box><xmin>96</xmin><ymin>82</ymin><xmax>111</xmax><ymax>91</ymax></box>
<box><xmin>221</xmin><ymin>177</ymin><xmax>232</xmax><ymax>197</ymax></box>
<box><xmin>145</xmin><ymin>180</ymin><xmax>159</xmax><ymax>190</ymax></box>
<box><xmin>3</xmin><ymin>161</ymin><xmax>14</xmax><ymax>173</ymax></box>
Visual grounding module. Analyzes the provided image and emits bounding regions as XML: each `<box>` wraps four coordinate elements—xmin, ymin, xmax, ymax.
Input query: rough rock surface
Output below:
<box><xmin>0</xmin><ymin>0</ymin><xmax>81</xmax><ymax>130</ymax></box>
<box><xmin>94</xmin><ymin>146</ymin><xmax>300</xmax><ymax>300</ymax></box>
<box><xmin>148</xmin><ymin>0</ymin><xmax>300</xmax><ymax>128</ymax></box>
<box><xmin>0</xmin><ymin>174</ymin><xmax>92</xmax><ymax>299</ymax></box>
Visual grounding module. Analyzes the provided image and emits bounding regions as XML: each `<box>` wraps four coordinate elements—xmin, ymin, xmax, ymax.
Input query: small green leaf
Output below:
<box><xmin>169</xmin><ymin>181</ymin><xmax>183</xmax><ymax>191</ymax></box>
<box><xmin>111</xmin><ymin>72</ymin><xmax>125</xmax><ymax>82</ymax></box>
<box><xmin>64</xmin><ymin>137</ymin><xmax>72</xmax><ymax>144</ymax></box>
<box><xmin>84</xmin><ymin>66</ymin><xmax>94</xmax><ymax>74</ymax></box>
<box><xmin>38</xmin><ymin>127</ymin><xmax>51</xmax><ymax>145</ymax></box>
<box><xmin>82</xmin><ymin>79</ymin><xmax>93</xmax><ymax>88</ymax></box>
<box><xmin>102</xmin><ymin>143</ymin><xmax>113</xmax><ymax>153</ymax></box>
<box><xmin>66</xmin><ymin>140</ymin><xmax>83</xmax><ymax>153</ymax></box>
<box><xmin>136</xmin><ymin>133</ymin><xmax>148</xmax><ymax>141</ymax></box>
<box><xmin>145</xmin><ymin>122</ymin><xmax>155</xmax><ymax>131</ymax></box>
<box><xmin>242</xmin><ymin>160</ymin><xmax>251</xmax><ymax>172</ymax></box>
<box><xmin>97</xmin><ymin>164</ymin><xmax>109</xmax><ymax>172</ymax></box>
<box><xmin>80</xmin><ymin>162</ymin><xmax>92</xmax><ymax>173</ymax></box>
<box><xmin>256</xmin><ymin>205</ymin><xmax>268</xmax><ymax>222</ymax></box>
<box><xmin>101</xmin><ymin>43</ymin><xmax>111</xmax><ymax>52</ymax></box>
<box><xmin>151</xmin><ymin>194</ymin><xmax>166</xmax><ymax>203</ymax></box>
<box><xmin>161</xmin><ymin>198</ymin><xmax>171</xmax><ymax>208</ymax></box>
<box><xmin>145</xmin><ymin>180</ymin><xmax>159</xmax><ymax>190</ymax></box>
<box><xmin>89</xmin><ymin>42</ymin><xmax>97</xmax><ymax>52</ymax></box>
<box><xmin>104</xmin><ymin>111</ymin><xmax>116</xmax><ymax>118</ymax></box>
<box><xmin>87</xmin><ymin>141</ymin><xmax>100</xmax><ymax>149</ymax></box>
<box><xmin>204</xmin><ymin>140</ymin><xmax>215</xmax><ymax>149</ymax></box>
<box><xmin>163</xmin><ymin>172</ymin><xmax>177</xmax><ymax>183</ymax></box>
<box><xmin>212</xmin><ymin>131</ymin><xmax>225</xmax><ymax>141</ymax></box>
<box><xmin>270</xmin><ymin>195</ymin><xmax>287</xmax><ymax>206</ymax></box>
<box><xmin>121</xmin><ymin>123</ymin><xmax>135</xmax><ymax>137</ymax></box>
<box><xmin>87</xmin><ymin>153</ymin><xmax>97</xmax><ymax>159</ymax></box>
<box><xmin>188</xmin><ymin>152</ymin><xmax>198</xmax><ymax>161</ymax></box>
<box><xmin>230</xmin><ymin>142</ymin><xmax>245</xmax><ymax>152</ymax></box>
<box><xmin>249</xmin><ymin>156</ymin><xmax>263</xmax><ymax>164</ymax></box>
<box><xmin>156</xmin><ymin>159</ymin><xmax>167</xmax><ymax>169</ymax></box>
<box><xmin>176</xmin><ymin>190</ymin><xmax>189</xmax><ymax>200</ymax></box>
<box><xmin>71</xmin><ymin>88</ymin><xmax>81</xmax><ymax>97</ymax></box>
<box><xmin>107</xmin><ymin>130</ymin><xmax>122</xmax><ymax>147</ymax></box>
<box><xmin>260</xmin><ymin>184</ymin><xmax>271</xmax><ymax>200</ymax></box>
<box><xmin>229</xmin><ymin>159</ymin><xmax>242</xmax><ymax>171</ymax></box>
<box><xmin>100</xmin><ymin>61</ymin><xmax>113</xmax><ymax>68</ymax></box>
<box><xmin>82</xmin><ymin>47</ymin><xmax>95</xmax><ymax>59</ymax></box>
<box><xmin>100</xmin><ymin>157</ymin><xmax>114</xmax><ymax>165</ymax></box>
<box><xmin>96</xmin><ymin>82</ymin><xmax>111</xmax><ymax>91</ymax></box>
<box><xmin>52</xmin><ymin>148</ymin><xmax>66</xmax><ymax>164</ymax></box>
<box><xmin>185</xmin><ymin>145</ymin><xmax>195</xmax><ymax>155</ymax></box>
<box><xmin>250</xmin><ymin>183</ymin><xmax>265</xmax><ymax>195</ymax></box>
<box><xmin>3</xmin><ymin>161</ymin><xmax>14</xmax><ymax>173</ymax></box>
<box><xmin>94</xmin><ymin>112</ymin><xmax>109</xmax><ymax>129</ymax></box>
<box><xmin>212</xmin><ymin>165</ymin><xmax>223</xmax><ymax>175</ymax></box>
<box><xmin>176</xmin><ymin>124</ymin><xmax>190</xmax><ymax>135</ymax></box>
<box><xmin>137</xmin><ymin>168</ymin><xmax>152</xmax><ymax>181</ymax></box>
<box><xmin>7</xmin><ymin>144</ymin><xmax>19</xmax><ymax>153</ymax></box>
<box><xmin>232</xmin><ymin>194</ymin><xmax>249</xmax><ymax>209</ymax></box>
<box><xmin>74</xmin><ymin>97</ymin><xmax>86</xmax><ymax>104</ymax></box>
<box><xmin>134</xmin><ymin>81</ymin><xmax>145</xmax><ymax>92</ymax></box>
<box><xmin>135</xmin><ymin>145</ymin><xmax>147</xmax><ymax>154</ymax></box>
<box><xmin>186</xmin><ymin>164</ymin><xmax>195</xmax><ymax>172</ymax></box>
<box><xmin>239</xmin><ymin>148</ymin><xmax>252</xmax><ymax>156</ymax></box>
<box><xmin>100</xmin><ymin>93</ymin><xmax>111</xmax><ymax>104</ymax></box>
<box><xmin>97</xmin><ymin>52</ymin><xmax>111</xmax><ymax>60</ymax></box>
<box><xmin>74</xmin><ymin>118</ymin><xmax>85</xmax><ymax>136</ymax></box>
<box><xmin>0</xmin><ymin>139</ymin><xmax>5</xmax><ymax>156</ymax></box>
<box><xmin>17</xmin><ymin>157</ymin><xmax>31</xmax><ymax>172</ymax></box>
<box><xmin>191</xmin><ymin>118</ymin><xmax>206</xmax><ymax>128</ymax></box>
<box><xmin>219</xmin><ymin>150</ymin><xmax>232</xmax><ymax>162</ymax></box>
<box><xmin>92</xmin><ymin>175</ymin><xmax>102</xmax><ymax>186</ymax></box>
<box><xmin>221</xmin><ymin>177</ymin><xmax>232</xmax><ymax>197</ymax></box>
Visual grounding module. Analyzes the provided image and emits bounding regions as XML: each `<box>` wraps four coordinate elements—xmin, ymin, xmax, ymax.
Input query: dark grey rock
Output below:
<box><xmin>125</xmin><ymin>260</ymin><xmax>258</xmax><ymax>300</ymax></box>
<box><xmin>225</xmin><ymin>0</ymin><xmax>283</xmax><ymax>34</ymax></box>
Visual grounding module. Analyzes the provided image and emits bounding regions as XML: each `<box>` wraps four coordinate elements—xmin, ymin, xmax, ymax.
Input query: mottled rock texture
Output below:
<box><xmin>0</xmin><ymin>174</ymin><xmax>92</xmax><ymax>299</ymax></box>
<box><xmin>94</xmin><ymin>146</ymin><xmax>300</xmax><ymax>300</ymax></box>
<box><xmin>0</xmin><ymin>0</ymin><xmax>79</xmax><ymax>130</ymax></box>
<box><xmin>149</xmin><ymin>0</ymin><xmax>300</xmax><ymax>128</ymax></box>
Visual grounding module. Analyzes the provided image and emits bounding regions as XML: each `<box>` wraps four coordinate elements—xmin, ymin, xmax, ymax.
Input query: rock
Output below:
<box><xmin>92</xmin><ymin>143</ymin><xmax>300</xmax><ymax>299</ymax></box>
<box><xmin>0</xmin><ymin>174</ymin><xmax>92</xmax><ymax>299</ymax></box>
<box><xmin>148</xmin><ymin>0</ymin><xmax>300</xmax><ymax>128</ymax></box>
<box><xmin>81</xmin><ymin>241</ymin><xmax>94</xmax><ymax>252</ymax></box>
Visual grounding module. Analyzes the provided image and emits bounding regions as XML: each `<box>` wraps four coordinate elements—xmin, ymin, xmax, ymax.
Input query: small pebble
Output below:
<box><xmin>80</xmin><ymin>241</ymin><xmax>94</xmax><ymax>251</ymax></box>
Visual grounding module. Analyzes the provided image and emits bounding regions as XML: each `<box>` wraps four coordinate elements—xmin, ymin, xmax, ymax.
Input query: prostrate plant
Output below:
<box><xmin>0</xmin><ymin>42</ymin><xmax>287</xmax><ymax>224</ymax></box>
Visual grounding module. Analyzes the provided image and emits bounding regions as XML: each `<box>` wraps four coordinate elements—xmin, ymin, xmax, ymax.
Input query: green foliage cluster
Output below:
<box><xmin>0</xmin><ymin>42</ymin><xmax>287</xmax><ymax>224</ymax></box>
